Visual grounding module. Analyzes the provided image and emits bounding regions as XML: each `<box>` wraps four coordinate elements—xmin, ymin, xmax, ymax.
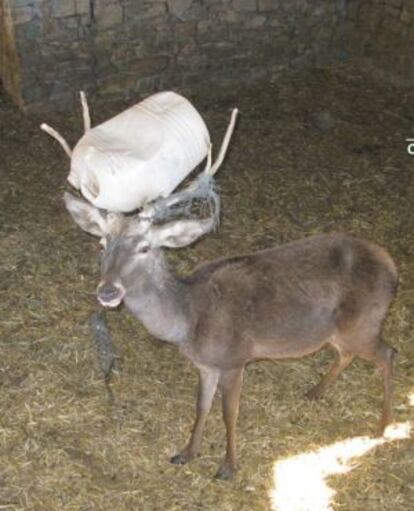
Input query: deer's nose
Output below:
<box><xmin>97</xmin><ymin>282</ymin><xmax>125</xmax><ymax>308</ymax></box>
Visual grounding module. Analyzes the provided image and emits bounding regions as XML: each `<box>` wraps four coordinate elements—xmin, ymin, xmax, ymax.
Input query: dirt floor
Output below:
<box><xmin>0</xmin><ymin>64</ymin><xmax>413</xmax><ymax>511</ymax></box>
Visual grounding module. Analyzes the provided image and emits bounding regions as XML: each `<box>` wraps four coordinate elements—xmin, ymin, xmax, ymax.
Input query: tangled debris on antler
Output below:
<box><xmin>89</xmin><ymin>310</ymin><xmax>120</xmax><ymax>381</ymax></box>
<box><xmin>141</xmin><ymin>173</ymin><xmax>220</xmax><ymax>227</ymax></box>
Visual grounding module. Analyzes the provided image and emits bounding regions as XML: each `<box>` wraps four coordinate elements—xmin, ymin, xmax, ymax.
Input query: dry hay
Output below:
<box><xmin>0</xmin><ymin>64</ymin><xmax>413</xmax><ymax>511</ymax></box>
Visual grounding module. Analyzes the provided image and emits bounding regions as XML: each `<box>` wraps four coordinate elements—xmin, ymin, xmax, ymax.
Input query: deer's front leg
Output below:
<box><xmin>215</xmin><ymin>367</ymin><xmax>245</xmax><ymax>480</ymax></box>
<box><xmin>170</xmin><ymin>366</ymin><xmax>219</xmax><ymax>465</ymax></box>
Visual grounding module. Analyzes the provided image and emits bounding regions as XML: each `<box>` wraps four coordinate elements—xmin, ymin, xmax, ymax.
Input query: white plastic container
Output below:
<box><xmin>69</xmin><ymin>91</ymin><xmax>210</xmax><ymax>212</ymax></box>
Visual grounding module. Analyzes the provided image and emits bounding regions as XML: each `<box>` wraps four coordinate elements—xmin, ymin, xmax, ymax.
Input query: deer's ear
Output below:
<box><xmin>150</xmin><ymin>218</ymin><xmax>215</xmax><ymax>248</ymax></box>
<box><xmin>64</xmin><ymin>192</ymin><xmax>107</xmax><ymax>237</ymax></box>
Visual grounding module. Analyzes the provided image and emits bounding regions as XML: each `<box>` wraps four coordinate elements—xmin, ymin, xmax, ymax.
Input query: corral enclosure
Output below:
<box><xmin>0</xmin><ymin>1</ymin><xmax>414</xmax><ymax>511</ymax></box>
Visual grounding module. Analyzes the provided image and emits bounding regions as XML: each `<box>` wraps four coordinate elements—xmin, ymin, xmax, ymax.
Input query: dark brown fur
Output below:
<box><xmin>64</xmin><ymin>191</ymin><xmax>398</xmax><ymax>480</ymax></box>
<box><xmin>170</xmin><ymin>234</ymin><xmax>398</xmax><ymax>478</ymax></box>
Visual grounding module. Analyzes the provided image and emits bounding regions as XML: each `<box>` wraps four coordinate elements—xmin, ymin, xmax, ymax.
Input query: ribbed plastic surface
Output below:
<box><xmin>69</xmin><ymin>92</ymin><xmax>210</xmax><ymax>212</ymax></box>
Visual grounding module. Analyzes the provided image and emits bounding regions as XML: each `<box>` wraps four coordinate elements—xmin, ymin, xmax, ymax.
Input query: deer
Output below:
<box><xmin>63</xmin><ymin>127</ymin><xmax>398</xmax><ymax>481</ymax></box>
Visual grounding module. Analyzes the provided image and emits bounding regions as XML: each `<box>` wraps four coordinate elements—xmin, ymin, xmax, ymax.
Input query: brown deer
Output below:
<box><xmin>64</xmin><ymin>166</ymin><xmax>398</xmax><ymax>479</ymax></box>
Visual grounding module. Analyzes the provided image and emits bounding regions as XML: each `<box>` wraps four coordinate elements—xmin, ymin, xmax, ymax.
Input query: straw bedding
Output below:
<box><xmin>0</xmin><ymin>64</ymin><xmax>413</xmax><ymax>510</ymax></box>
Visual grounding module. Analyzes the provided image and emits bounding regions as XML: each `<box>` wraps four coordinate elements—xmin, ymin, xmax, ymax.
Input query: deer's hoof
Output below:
<box><xmin>170</xmin><ymin>453</ymin><xmax>190</xmax><ymax>465</ymax></box>
<box><xmin>375</xmin><ymin>419</ymin><xmax>390</xmax><ymax>438</ymax></box>
<box><xmin>214</xmin><ymin>463</ymin><xmax>236</xmax><ymax>481</ymax></box>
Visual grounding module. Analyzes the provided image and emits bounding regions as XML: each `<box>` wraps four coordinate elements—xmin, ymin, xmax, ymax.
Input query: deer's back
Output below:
<box><xmin>182</xmin><ymin>234</ymin><xmax>397</xmax><ymax>368</ymax></box>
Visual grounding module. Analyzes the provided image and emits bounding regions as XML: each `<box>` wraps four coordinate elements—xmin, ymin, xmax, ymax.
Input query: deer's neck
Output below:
<box><xmin>123</xmin><ymin>254</ymin><xmax>191</xmax><ymax>345</ymax></box>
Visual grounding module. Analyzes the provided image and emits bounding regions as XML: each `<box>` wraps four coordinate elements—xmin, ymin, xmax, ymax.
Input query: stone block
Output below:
<box><xmin>175</xmin><ymin>20</ymin><xmax>198</xmax><ymax>38</ymax></box>
<box><xmin>134</xmin><ymin>76</ymin><xmax>158</xmax><ymax>95</ymax></box>
<box><xmin>258</xmin><ymin>0</ymin><xmax>279</xmax><ymax>12</ymax></box>
<box><xmin>99</xmin><ymin>72</ymin><xmax>137</xmax><ymax>95</ymax></box>
<box><xmin>383</xmin><ymin>4</ymin><xmax>401</xmax><ymax>17</ymax></box>
<box><xmin>177</xmin><ymin>42</ymin><xmax>203</xmax><ymax>67</ymax></box>
<box><xmin>400</xmin><ymin>6</ymin><xmax>412</xmax><ymax>23</ymax></box>
<box><xmin>10</xmin><ymin>0</ymin><xmax>35</xmax><ymax>6</ymax></box>
<box><xmin>234</xmin><ymin>0</ymin><xmax>257</xmax><ymax>12</ymax></box>
<box><xmin>53</xmin><ymin>0</ymin><xmax>77</xmax><ymax>18</ymax></box>
<box><xmin>217</xmin><ymin>10</ymin><xmax>240</xmax><ymax>23</ymax></box>
<box><xmin>95</xmin><ymin>0</ymin><xmax>123</xmax><ymax>28</ymax></box>
<box><xmin>145</xmin><ymin>3</ymin><xmax>168</xmax><ymax>18</ymax></box>
<box><xmin>75</xmin><ymin>0</ymin><xmax>90</xmax><ymax>15</ymax></box>
<box><xmin>14</xmin><ymin>18</ymin><xmax>42</xmax><ymax>41</ymax></box>
<box><xmin>198</xmin><ymin>23</ymin><xmax>229</xmax><ymax>45</ymax></box>
<box><xmin>11</xmin><ymin>5</ymin><xmax>34</xmax><ymax>24</ymax></box>
<box><xmin>167</xmin><ymin>0</ymin><xmax>193</xmax><ymax>18</ymax></box>
<box><xmin>125</xmin><ymin>55</ymin><xmax>170</xmax><ymax>76</ymax></box>
<box><xmin>123</xmin><ymin>1</ymin><xmax>167</xmax><ymax>20</ymax></box>
<box><xmin>269</xmin><ymin>14</ymin><xmax>283</xmax><ymax>28</ymax></box>
<box><xmin>247</xmin><ymin>14</ymin><xmax>267</xmax><ymax>28</ymax></box>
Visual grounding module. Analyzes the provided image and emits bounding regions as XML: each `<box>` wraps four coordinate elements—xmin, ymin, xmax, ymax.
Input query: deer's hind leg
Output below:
<box><xmin>306</xmin><ymin>344</ymin><xmax>354</xmax><ymax>401</ymax></box>
<box><xmin>310</xmin><ymin>321</ymin><xmax>395</xmax><ymax>435</ymax></box>
<box><xmin>215</xmin><ymin>367</ymin><xmax>244</xmax><ymax>480</ymax></box>
<box><xmin>358</xmin><ymin>339</ymin><xmax>396</xmax><ymax>436</ymax></box>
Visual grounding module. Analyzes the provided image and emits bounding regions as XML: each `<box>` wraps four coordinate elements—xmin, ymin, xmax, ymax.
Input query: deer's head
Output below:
<box><xmin>65</xmin><ymin>169</ymin><xmax>220</xmax><ymax>308</ymax></box>
<box><xmin>58</xmin><ymin>101</ymin><xmax>237</xmax><ymax>307</ymax></box>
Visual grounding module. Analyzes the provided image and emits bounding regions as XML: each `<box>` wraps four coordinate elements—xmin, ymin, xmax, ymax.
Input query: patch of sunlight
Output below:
<box><xmin>270</xmin><ymin>422</ymin><xmax>412</xmax><ymax>511</ymax></box>
<box><xmin>408</xmin><ymin>391</ymin><xmax>414</xmax><ymax>407</ymax></box>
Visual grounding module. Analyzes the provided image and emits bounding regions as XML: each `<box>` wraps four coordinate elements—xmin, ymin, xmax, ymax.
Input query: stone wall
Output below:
<box><xmin>0</xmin><ymin>0</ymin><xmax>23</xmax><ymax>108</ymax></box>
<box><xmin>346</xmin><ymin>0</ymin><xmax>414</xmax><ymax>84</ymax></box>
<box><xmin>2</xmin><ymin>1</ymin><xmax>414</xmax><ymax>111</ymax></box>
<box><xmin>0</xmin><ymin>0</ymin><xmax>346</xmax><ymax>110</ymax></box>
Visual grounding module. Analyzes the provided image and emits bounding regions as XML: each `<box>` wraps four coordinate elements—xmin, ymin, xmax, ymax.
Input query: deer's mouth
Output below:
<box><xmin>97</xmin><ymin>282</ymin><xmax>125</xmax><ymax>308</ymax></box>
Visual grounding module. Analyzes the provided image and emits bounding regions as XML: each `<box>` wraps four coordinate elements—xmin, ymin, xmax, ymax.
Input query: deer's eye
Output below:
<box><xmin>137</xmin><ymin>243</ymin><xmax>150</xmax><ymax>254</ymax></box>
